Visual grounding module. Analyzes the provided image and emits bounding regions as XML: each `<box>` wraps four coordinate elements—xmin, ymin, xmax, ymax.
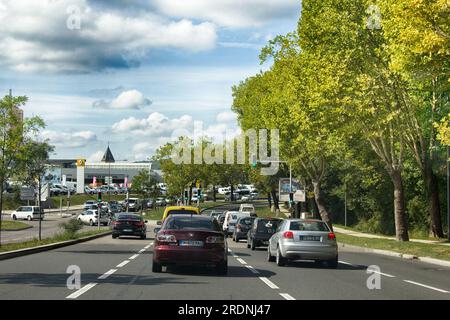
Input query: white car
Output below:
<box><xmin>218</xmin><ymin>187</ymin><xmax>231</xmax><ymax>195</ymax></box>
<box><xmin>223</xmin><ymin>211</ymin><xmax>251</xmax><ymax>236</ymax></box>
<box><xmin>11</xmin><ymin>206</ymin><xmax>44</xmax><ymax>221</ymax></box>
<box><xmin>77</xmin><ymin>209</ymin><xmax>109</xmax><ymax>226</ymax></box>
<box><xmin>239</xmin><ymin>203</ymin><xmax>256</xmax><ymax>215</ymax></box>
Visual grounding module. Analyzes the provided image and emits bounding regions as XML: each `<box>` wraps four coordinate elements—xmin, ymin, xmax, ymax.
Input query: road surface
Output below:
<box><xmin>0</xmin><ymin>223</ymin><xmax>449</xmax><ymax>300</ymax></box>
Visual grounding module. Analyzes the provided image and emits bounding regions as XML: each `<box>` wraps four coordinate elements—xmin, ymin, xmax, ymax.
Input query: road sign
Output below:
<box><xmin>76</xmin><ymin>159</ymin><xmax>86</xmax><ymax>167</ymax></box>
<box><xmin>196</xmin><ymin>180</ymin><xmax>201</xmax><ymax>188</ymax></box>
<box><xmin>20</xmin><ymin>187</ymin><xmax>35</xmax><ymax>201</ymax></box>
<box><xmin>293</xmin><ymin>189</ymin><xmax>306</xmax><ymax>202</ymax></box>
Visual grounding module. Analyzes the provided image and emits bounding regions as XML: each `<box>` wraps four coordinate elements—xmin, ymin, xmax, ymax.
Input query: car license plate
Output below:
<box><xmin>179</xmin><ymin>240</ymin><xmax>204</xmax><ymax>247</ymax></box>
<box><xmin>124</xmin><ymin>229</ymin><xmax>133</xmax><ymax>232</ymax></box>
<box><xmin>300</xmin><ymin>236</ymin><xmax>321</xmax><ymax>241</ymax></box>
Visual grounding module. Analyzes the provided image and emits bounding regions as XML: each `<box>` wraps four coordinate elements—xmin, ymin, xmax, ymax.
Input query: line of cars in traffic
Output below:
<box><xmin>150</xmin><ymin>203</ymin><xmax>338</xmax><ymax>276</ymax></box>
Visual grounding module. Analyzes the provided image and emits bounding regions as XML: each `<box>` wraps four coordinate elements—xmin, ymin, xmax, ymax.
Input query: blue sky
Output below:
<box><xmin>0</xmin><ymin>0</ymin><xmax>301</xmax><ymax>161</ymax></box>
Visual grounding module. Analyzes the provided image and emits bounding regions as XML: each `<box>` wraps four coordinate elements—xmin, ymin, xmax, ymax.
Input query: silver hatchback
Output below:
<box><xmin>267</xmin><ymin>219</ymin><xmax>338</xmax><ymax>268</ymax></box>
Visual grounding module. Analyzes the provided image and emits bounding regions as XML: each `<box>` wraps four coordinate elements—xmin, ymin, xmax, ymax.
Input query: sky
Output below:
<box><xmin>0</xmin><ymin>0</ymin><xmax>301</xmax><ymax>162</ymax></box>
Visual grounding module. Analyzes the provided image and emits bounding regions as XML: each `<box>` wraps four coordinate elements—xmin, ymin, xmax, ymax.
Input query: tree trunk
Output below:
<box><xmin>390</xmin><ymin>169</ymin><xmax>409</xmax><ymax>241</ymax></box>
<box><xmin>188</xmin><ymin>185</ymin><xmax>193</xmax><ymax>205</ymax></box>
<box><xmin>295</xmin><ymin>202</ymin><xmax>301</xmax><ymax>218</ymax></box>
<box><xmin>212</xmin><ymin>185</ymin><xmax>217</xmax><ymax>202</ymax></box>
<box><xmin>267</xmin><ymin>192</ymin><xmax>272</xmax><ymax>208</ymax></box>
<box><xmin>271</xmin><ymin>188</ymin><xmax>279</xmax><ymax>212</ymax></box>
<box><xmin>230</xmin><ymin>185</ymin><xmax>234</xmax><ymax>202</ymax></box>
<box><xmin>312</xmin><ymin>180</ymin><xmax>333</xmax><ymax>231</ymax></box>
<box><xmin>425</xmin><ymin>165</ymin><xmax>444</xmax><ymax>238</ymax></box>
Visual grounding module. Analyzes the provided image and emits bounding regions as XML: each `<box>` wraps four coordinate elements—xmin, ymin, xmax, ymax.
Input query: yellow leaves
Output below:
<box><xmin>435</xmin><ymin>114</ymin><xmax>450</xmax><ymax>146</ymax></box>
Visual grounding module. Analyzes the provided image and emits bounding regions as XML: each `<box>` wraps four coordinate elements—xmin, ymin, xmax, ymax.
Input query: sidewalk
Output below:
<box><xmin>334</xmin><ymin>226</ymin><xmax>450</xmax><ymax>247</ymax></box>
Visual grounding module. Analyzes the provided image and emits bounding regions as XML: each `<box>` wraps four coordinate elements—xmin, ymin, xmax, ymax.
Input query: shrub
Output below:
<box><xmin>59</xmin><ymin>218</ymin><xmax>83</xmax><ymax>238</ymax></box>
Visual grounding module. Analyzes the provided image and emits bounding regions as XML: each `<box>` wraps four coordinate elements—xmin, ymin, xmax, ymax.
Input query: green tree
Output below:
<box><xmin>132</xmin><ymin>169</ymin><xmax>161</xmax><ymax>200</ymax></box>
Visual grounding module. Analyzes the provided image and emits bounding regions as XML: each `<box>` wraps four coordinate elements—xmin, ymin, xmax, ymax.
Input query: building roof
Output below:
<box><xmin>102</xmin><ymin>146</ymin><xmax>115</xmax><ymax>163</ymax></box>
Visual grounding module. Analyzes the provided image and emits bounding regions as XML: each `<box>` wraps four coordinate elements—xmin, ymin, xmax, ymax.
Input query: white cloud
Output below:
<box><xmin>87</xmin><ymin>150</ymin><xmax>104</xmax><ymax>163</ymax></box>
<box><xmin>93</xmin><ymin>89</ymin><xmax>151</xmax><ymax>110</ymax></box>
<box><xmin>0</xmin><ymin>0</ymin><xmax>217</xmax><ymax>72</ymax></box>
<box><xmin>153</xmin><ymin>0</ymin><xmax>300</xmax><ymax>28</ymax></box>
<box><xmin>216</xmin><ymin>111</ymin><xmax>237</xmax><ymax>123</ymax></box>
<box><xmin>42</xmin><ymin>130</ymin><xmax>97</xmax><ymax>148</ymax></box>
<box><xmin>111</xmin><ymin>112</ymin><xmax>193</xmax><ymax>137</ymax></box>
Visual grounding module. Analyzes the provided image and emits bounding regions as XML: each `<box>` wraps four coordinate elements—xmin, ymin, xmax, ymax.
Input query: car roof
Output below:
<box><xmin>165</xmin><ymin>206</ymin><xmax>200</xmax><ymax>212</ymax></box>
<box><xmin>286</xmin><ymin>219</ymin><xmax>325</xmax><ymax>223</ymax></box>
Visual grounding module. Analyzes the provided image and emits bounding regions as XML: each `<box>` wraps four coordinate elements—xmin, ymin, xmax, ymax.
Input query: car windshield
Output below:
<box><xmin>290</xmin><ymin>221</ymin><xmax>330</xmax><ymax>232</ymax></box>
<box><xmin>165</xmin><ymin>217</ymin><xmax>220</xmax><ymax>231</ymax></box>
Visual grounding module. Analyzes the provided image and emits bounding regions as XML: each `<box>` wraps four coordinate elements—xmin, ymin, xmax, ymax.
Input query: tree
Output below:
<box><xmin>132</xmin><ymin>169</ymin><xmax>161</xmax><ymax>201</ymax></box>
<box><xmin>0</xmin><ymin>94</ymin><xmax>45</xmax><ymax>246</ymax></box>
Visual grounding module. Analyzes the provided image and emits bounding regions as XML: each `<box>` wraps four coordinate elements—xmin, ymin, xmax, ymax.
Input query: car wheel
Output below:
<box><xmin>251</xmin><ymin>240</ymin><xmax>256</xmax><ymax>251</ymax></box>
<box><xmin>232</xmin><ymin>234</ymin><xmax>236</xmax><ymax>242</ymax></box>
<box><xmin>89</xmin><ymin>219</ymin><xmax>94</xmax><ymax>226</ymax></box>
<box><xmin>152</xmin><ymin>260</ymin><xmax>162</xmax><ymax>273</ymax></box>
<box><xmin>12</xmin><ymin>215</ymin><xmax>17</xmax><ymax>220</ymax></box>
<box><xmin>276</xmin><ymin>247</ymin><xmax>286</xmax><ymax>266</ymax></box>
<box><xmin>141</xmin><ymin>234</ymin><xmax>147</xmax><ymax>240</ymax></box>
<box><xmin>327</xmin><ymin>257</ymin><xmax>338</xmax><ymax>269</ymax></box>
<box><xmin>112</xmin><ymin>234</ymin><xmax>118</xmax><ymax>239</ymax></box>
<box><xmin>267</xmin><ymin>246</ymin><xmax>275</xmax><ymax>262</ymax></box>
<box><xmin>27</xmin><ymin>215</ymin><xmax>32</xmax><ymax>221</ymax></box>
<box><xmin>216</xmin><ymin>261</ymin><xmax>228</xmax><ymax>275</ymax></box>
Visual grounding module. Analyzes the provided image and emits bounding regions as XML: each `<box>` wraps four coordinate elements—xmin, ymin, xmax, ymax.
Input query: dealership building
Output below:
<box><xmin>45</xmin><ymin>146</ymin><xmax>160</xmax><ymax>193</ymax></box>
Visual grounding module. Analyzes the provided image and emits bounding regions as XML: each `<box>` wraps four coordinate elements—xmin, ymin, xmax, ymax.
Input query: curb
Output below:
<box><xmin>338</xmin><ymin>243</ymin><xmax>450</xmax><ymax>268</ymax></box>
<box><xmin>1</xmin><ymin>225</ymin><xmax>33</xmax><ymax>232</ymax></box>
<box><xmin>0</xmin><ymin>231</ymin><xmax>112</xmax><ymax>261</ymax></box>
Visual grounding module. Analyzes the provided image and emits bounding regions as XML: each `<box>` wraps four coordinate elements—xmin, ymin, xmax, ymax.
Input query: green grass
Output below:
<box><xmin>0</xmin><ymin>221</ymin><xmax>31</xmax><ymax>231</ymax></box>
<box><xmin>336</xmin><ymin>232</ymin><xmax>450</xmax><ymax>261</ymax></box>
<box><xmin>0</xmin><ymin>229</ymin><xmax>109</xmax><ymax>253</ymax></box>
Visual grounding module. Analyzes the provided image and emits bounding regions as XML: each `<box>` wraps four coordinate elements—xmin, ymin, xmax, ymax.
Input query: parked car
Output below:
<box><xmin>209</xmin><ymin>210</ymin><xmax>224</xmax><ymax>220</ymax></box>
<box><xmin>49</xmin><ymin>186</ymin><xmax>61</xmax><ymax>196</ymax></box>
<box><xmin>52</xmin><ymin>184</ymin><xmax>68</xmax><ymax>195</ymax></box>
<box><xmin>267</xmin><ymin>219</ymin><xmax>338</xmax><ymax>268</ymax></box>
<box><xmin>155</xmin><ymin>197</ymin><xmax>167</xmax><ymax>207</ymax></box>
<box><xmin>224</xmin><ymin>192</ymin><xmax>241</xmax><ymax>201</ymax></box>
<box><xmin>85</xmin><ymin>186</ymin><xmax>97</xmax><ymax>194</ymax></box>
<box><xmin>223</xmin><ymin>211</ymin><xmax>251</xmax><ymax>236</ymax></box>
<box><xmin>11</xmin><ymin>206</ymin><xmax>44</xmax><ymax>221</ymax></box>
<box><xmin>77</xmin><ymin>209</ymin><xmax>109</xmax><ymax>226</ymax></box>
<box><xmin>232</xmin><ymin>216</ymin><xmax>256</xmax><ymax>242</ymax></box>
<box><xmin>152</xmin><ymin>214</ymin><xmax>227</xmax><ymax>274</ymax></box>
<box><xmin>143</xmin><ymin>198</ymin><xmax>155</xmax><ymax>209</ymax></box>
<box><xmin>247</xmin><ymin>218</ymin><xmax>282</xmax><ymax>250</ymax></box>
<box><xmin>84</xmin><ymin>200</ymin><xmax>97</xmax><ymax>210</ymax></box>
<box><xmin>125</xmin><ymin>198</ymin><xmax>142</xmax><ymax>212</ymax></box>
<box><xmin>111</xmin><ymin>213</ymin><xmax>147</xmax><ymax>239</ymax></box>
<box><xmin>108</xmin><ymin>203</ymin><xmax>123</xmax><ymax>215</ymax></box>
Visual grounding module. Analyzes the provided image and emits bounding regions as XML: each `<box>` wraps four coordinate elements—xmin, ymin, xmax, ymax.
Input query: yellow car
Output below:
<box><xmin>161</xmin><ymin>206</ymin><xmax>200</xmax><ymax>222</ymax></box>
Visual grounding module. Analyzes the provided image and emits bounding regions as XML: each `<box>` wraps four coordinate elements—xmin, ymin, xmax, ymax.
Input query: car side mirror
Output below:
<box><xmin>157</xmin><ymin>221</ymin><xmax>162</xmax><ymax>226</ymax></box>
<box><xmin>144</xmin><ymin>220</ymin><xmax>148</xmax><ymax>223</ymax></box>
<box><xmin>153</xmin><ymin>227</ymin><xmax>161</xmax><ymax>234</ymax></box>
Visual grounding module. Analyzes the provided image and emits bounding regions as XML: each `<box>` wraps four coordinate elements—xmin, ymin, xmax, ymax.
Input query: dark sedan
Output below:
<box><xmin>152</xmin><ymin>215</ymin><xmax>227</xmax><ymax>275</ymax></box>
<box><xmin>111</xmin><ymin>213</ymin><xmax>147</xmax><ymax>239</ymax></box>
<box><xmin>232</xmin><ymin>216</ymin><xmax>255</xmax><ymax>242</ymax></box>
<box><xmin>247</xmin><ymin>218</ymin><xmax>282</xmax><ymax>250</ymax></box>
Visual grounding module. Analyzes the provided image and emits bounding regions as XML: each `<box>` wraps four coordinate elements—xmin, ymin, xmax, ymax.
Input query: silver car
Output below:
<box><xmin>267</xmin><ymin>219</ymin><xmax>338</xmax><ymax>268</ymax></box>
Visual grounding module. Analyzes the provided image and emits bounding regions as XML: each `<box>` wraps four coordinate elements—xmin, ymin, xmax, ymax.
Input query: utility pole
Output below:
<box><xmin>344</xmin><ymin>182</ymin><xmax>347</xmax><ymax>227</ymax></box>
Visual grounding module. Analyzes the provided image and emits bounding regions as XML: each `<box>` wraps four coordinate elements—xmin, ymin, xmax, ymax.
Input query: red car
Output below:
<box><xmin>152</xmin><ymin>215</ymin><xmax>228</xmax><ymax>275</ymax></box>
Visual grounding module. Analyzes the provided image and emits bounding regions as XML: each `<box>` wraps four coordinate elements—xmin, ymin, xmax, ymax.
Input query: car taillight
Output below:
<box><xmin>206</xmin><ymin>236</ymin><xmax>224</xmax><ymax>244</ymax></box>
<box><xmin>283</xmin><ymin>231</ymin><xmax>294</xmax><ymax>239</ymax></box>
<box><xmin>328</xmin><ymin>232</ymin><xmax>336</xmax><ymax>240</ymax></box>
<box><xmin>236</xmin><ymin>225</ymin><xmax>241</xmax><ymax>231</ymax></box>
<box><xmin>157</xmin><ymin>234</ymin><xmax>177</xmax><ymax>243</ymax></box>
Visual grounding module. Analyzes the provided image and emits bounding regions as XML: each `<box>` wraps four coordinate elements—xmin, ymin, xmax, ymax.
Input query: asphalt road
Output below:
<box><xmin>0</xmin><ymin>223</ymin><xmax>449</xmax><ymax>300</ymax></box>
<box><xmin>0</xmin><ymin>210</ymin><xmax>104</xmax><ymax>244</ymax></box>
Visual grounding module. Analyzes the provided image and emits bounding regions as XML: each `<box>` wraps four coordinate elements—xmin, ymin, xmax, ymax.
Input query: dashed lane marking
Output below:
<box><xmin>279</xmin><ymin>293</ymin><xmax>296</xmax><ymax>300</ymax></box>
<box><xmin>116</xmin><ymin>260</ymin><xmax>130</xmax><ymax>268</ymax></box>
<box><xmin>66</xmin><ymin>283</ymin><xmax>97</xmax><ymax>299</ymax></box>
<box><xmin>403</xmin><ymin>280</ymin><xmax>449</xmax><ymax>293</ymax></box>
<box><xmin>98</xmin><ymin>269</ymin><xmax>117</xmax><ymax>280</ymax></box>
<box><xmin>259</xmin><ymin>277</ymin><xmax>280</xmax><ymax>289</ymax></box>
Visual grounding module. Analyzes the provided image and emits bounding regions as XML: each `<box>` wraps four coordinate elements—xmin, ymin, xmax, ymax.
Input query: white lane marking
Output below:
<box><xmin>66</xmin><ymin>283</ymin><xmax>97</xmax><ymax>299</ymax></box>
<box><xmin>245</xmin><ymin>265</ymin><xmax>260</xmax><ymax>274</ymax></box>
<box><xmin>338</xmin><ymin>260</ymin><xmax>354</xmax><ymax>266</ymax></box>
<box><xmin>98</xmin><ymin>269</ymin><xmax>117</xmax><ymax>280</ymax></box>
<box><xmin>236</xmin><ymin>258</ymin><xmax>247</xmax><ymax>265</ymax></box>
<box><xmin>129</xmin><ymin>254</ymin><xmax>139</xmax><ymax>260</ymax></box>
<box><xmin>280</xmin><ymin>293</ymin><xmax>296</xmax><ymax>300</ymax></box>
<box><xmin>367</xmin><ymin>268</ymin><xmax>395</xmax><ymax>278</ymax></box>
<box><xmin>403</xmin><ymin>280</ymin><xmax>449</xmax><ymax>293</ymax></box>
<box><xmin>139</xmin><ymin>249</ymin><xmax>146</xmax><ymax>253</ymax></box>
<box><xmin>116</xmin><ymin>260</ymin><xmax>130</xmax><ymax>268</ymax></box>
<box><xmin>259</xmin><ymin>277</ymin><xmax>280</xmax><ymax>289</ymax></box>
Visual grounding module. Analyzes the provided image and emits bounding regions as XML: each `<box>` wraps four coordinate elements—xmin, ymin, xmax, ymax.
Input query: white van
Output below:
<box><xmin>11</xmin><ymin>206</ymin><xmax>44</xmax><ymax>221</ymax></box>
<box><xmin>223</xmin><ymin>211</ymin><xmax>251</xmax><ymax>236</ymax></box>
<box><xmin>239</xmin><ymin>203</ymin><xmax>255</xmax><ymax>215</ymax></box>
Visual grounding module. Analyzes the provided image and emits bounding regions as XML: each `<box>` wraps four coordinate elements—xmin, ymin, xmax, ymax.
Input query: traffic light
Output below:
<box><xmin>197</xmin><ymin>189</ymin><xmax>202</xmax><ymax>198</ymax></box>
<box><xmin>97</xmin><ymin>191</ymin><xmax>102</xmax><ymax>202</ymax></box>
<box><xmin>251</xmin><ymin>153</ymin><xmax>257</xmax><ymax>168</ymax></box>
<box><xmin>184</xmin><ymin>190</ymin><xmax>188</xmax><ymax>200</ymax></box>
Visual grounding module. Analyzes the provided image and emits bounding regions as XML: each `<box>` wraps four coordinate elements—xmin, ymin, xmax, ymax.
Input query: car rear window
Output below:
<box><xmin>289</xmin><ymin>221</ymin><xmax>330</xmax><ymax>232</ymax></box>
<box><xmin>165</xmin><ymin>217</ymin><xmax>220</xmax><ymax>231</ymax></box>
<box><xmin>239</xmin><ymin>218</ymin><xmax>254</xmax><ymax>225</ymax></box>
<box><xmin>118</xmin><ymin>215</ymin><xmax>141</xmax><ymax>221</ymax></box>
<box><xmin>167</xmin><ymin>210</ymin><xmax>198</xmax><ymax>216</ymax></box>
<box><xmin>257</xmin><ymin>220</ymin><xmax>279</xmax><ymax>233</ymax></box>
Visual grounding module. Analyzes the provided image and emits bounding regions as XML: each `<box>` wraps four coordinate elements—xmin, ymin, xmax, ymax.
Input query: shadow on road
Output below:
<box><xmin>165</xmin><ymin>265</ymin><xmax>276</xmax><ymax>278</ymax></box>
<box><xmin>277</xmin><ymin>260</ymin><xmax>367</xmax><ymax>271</ymax></box>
